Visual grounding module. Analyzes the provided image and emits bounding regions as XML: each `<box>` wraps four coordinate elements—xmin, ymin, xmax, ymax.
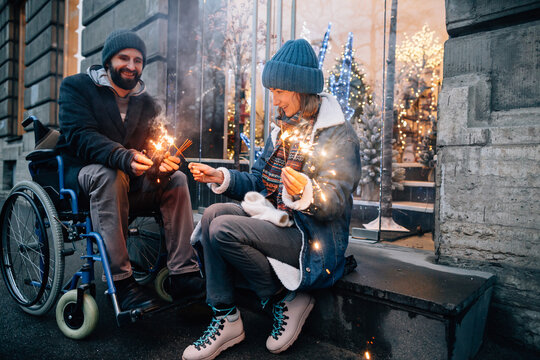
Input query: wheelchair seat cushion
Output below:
<box><xmin>26</xmin><ymin>149</ymin><xmax>59</xmax><ymax>162</ymax></box>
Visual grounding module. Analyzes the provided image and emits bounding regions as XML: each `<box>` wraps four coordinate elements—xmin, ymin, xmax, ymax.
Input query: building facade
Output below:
<box><xmin>0</xmin><ymin>0</ymin><xmax>539</xmax><ymax>352</ymax></box>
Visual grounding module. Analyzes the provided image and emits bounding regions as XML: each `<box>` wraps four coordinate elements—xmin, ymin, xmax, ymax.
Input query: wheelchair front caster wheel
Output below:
<box><xmin>154</xmin><ymin>268</ymin><xmax>173</xmax><ymax>303</ymax></box>
<box><xmin>56</xmin><ymin>290</ymin><xmax>99</xmax><ymax>339</ymax></box>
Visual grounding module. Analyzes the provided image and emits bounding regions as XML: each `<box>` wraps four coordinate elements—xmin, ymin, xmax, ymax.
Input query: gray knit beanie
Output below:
<box><xmin>102</xmin><ymin>29</ymin><xmax>147</xmax><ymax>68</ymax></box>
<box><xmin>262</xmin><ymin>39</ymin><xmax>323</xmax><ymax>94</ymax></box>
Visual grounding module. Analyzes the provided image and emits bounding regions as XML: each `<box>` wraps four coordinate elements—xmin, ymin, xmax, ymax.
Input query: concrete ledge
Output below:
<box><xmin>339</xmin><ymin>243</ymin><xmax>494</xmax><ymax>315</ymax></box>
<box><xmin>305</xmin><ymin>242</ymin><xmax>494</xmax><ymax>359</ymax></box>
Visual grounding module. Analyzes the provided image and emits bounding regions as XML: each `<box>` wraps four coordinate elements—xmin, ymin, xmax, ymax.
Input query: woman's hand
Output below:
<box><xmin>188</xmin><ymin>162</ymin><xmax>225</xmax><ymax>184</ymax></box>
<box><xmin>159</xmin><ymin>152</ymin><xmax>181</xmax><ymax>173</ymax></box>
<box><xmin>281</xmin><ymin>166</ymin><xmax>308</xmax><ymax>197</ymax></box>
<box><xmin>131</xmin><ymin>152</ymin><xmax>153</xmax><ymax>176</ymax></box>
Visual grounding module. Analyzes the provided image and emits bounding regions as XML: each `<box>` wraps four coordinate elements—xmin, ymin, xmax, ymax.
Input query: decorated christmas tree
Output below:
<box><xmin>418</xmin><ymin>114</ymin><xmax>437</xmax><ymax>168</ymax></box>
<box><xmin>327</xmin><ymin>48</ymin><xmax>373</xmax><ymax>123</ymax></box>
<box><xmin>394</xmin><ymin>25</ymin><xmax>443</xmax><ymax>163</ymax></box>
<box><xmin>354</xmin><ymin>103</ymin><xmax>405</xmax><ymax>200</ymax></box>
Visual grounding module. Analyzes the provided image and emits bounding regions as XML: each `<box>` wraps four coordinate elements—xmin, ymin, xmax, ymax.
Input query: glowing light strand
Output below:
<box><xmin>317</xmin><ymin>22</ymin><xmax>332</xmax><ymax>69</ymax></box>
<box><xmin>333</xmin><ymin>32</ymin><xmax>354</xmax><ymax>121</ymax></box>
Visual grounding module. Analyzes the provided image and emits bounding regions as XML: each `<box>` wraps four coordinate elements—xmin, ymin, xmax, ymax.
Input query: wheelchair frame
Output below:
<box><xmin>0</xmin><ymin>124</ymin><xmax>170</xmax><ymax>339</ymax></box>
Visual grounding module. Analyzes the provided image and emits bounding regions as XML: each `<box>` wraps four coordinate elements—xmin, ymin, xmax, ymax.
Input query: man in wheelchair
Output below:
<box><xmin>54</xmin><ymin>29</ymin><xmax>204</xmax><ymax>312</ymax></box>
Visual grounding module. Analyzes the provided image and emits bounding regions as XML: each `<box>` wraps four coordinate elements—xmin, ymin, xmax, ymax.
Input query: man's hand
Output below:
<box><xmin>131</xmin><ymin>152</ymin><xmax>153</xmax><ymax>176</ymax></box>
<box><xmin>159</xmin><ymin>152</ymin><xmax>181</xmax><ymax>173</ymax></box>
<box><xmin>188</xmin><ymin>163</ymin><xmax>224</xmax><ymax>184</ymax></box>
<box><xmin>282</xmin><ymin>166</ymin><xmax>308</xmax><ymax>197</ymax></box>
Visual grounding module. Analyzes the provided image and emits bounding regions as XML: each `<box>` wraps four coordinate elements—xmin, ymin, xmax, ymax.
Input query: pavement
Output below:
<box><xmin>0</xmin><ymin>254</ymin><xmax>359</xmax><ymax>360</ymax></box>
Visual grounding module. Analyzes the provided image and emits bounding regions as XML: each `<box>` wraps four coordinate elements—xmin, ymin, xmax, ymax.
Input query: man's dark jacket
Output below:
<box><xmin>56</xmin><ymin>72</ymin><xmax>160</xmax><ymax>192</ymax></box>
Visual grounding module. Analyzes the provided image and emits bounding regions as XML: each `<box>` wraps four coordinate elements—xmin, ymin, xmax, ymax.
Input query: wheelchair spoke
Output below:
<box><xmin>126</xmin><ymin>215</ymin><xmax>165</xmax><ymax>284</ymax></box>
<box><xmin>0</xmin><ymin>181</ymin><xmax>64</xmax><ymax>315</ymax></box>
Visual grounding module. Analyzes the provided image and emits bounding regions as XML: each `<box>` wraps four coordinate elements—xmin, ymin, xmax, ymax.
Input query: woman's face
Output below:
<box><xmin>270</xmin><ymin>89</ymin><xmax>300</xmax><ymax>117</ymax></box>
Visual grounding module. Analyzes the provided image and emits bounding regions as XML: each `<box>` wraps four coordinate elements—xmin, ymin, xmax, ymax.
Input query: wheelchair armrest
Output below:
<box><xmin>26</xmin><ymin>149</ymin><xmax>59</xmax><ymax>162</ymax></box>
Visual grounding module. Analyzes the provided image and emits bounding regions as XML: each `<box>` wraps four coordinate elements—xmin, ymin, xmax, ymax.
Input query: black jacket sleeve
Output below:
<box><xmin>58</xmin><ymin>75</ymin><xmax>137</xmax><ymax>176</ymax></box>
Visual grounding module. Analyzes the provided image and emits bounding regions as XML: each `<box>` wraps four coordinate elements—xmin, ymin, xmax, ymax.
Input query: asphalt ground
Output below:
<box><xmin>0</xmin><ymin>254</ymin><xmax>359</xmax><ymax>360</ymax></box>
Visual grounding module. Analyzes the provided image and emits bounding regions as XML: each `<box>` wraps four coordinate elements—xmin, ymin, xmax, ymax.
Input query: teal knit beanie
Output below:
<box><xmin>262</xmin><ymin>39</ymin><xmax>323</xmax><ymax>94</ymax></box>
<box><xmin>102</xmin><ymin>29</ymin><xmax>147</xmax><ymax>68</ymax></box>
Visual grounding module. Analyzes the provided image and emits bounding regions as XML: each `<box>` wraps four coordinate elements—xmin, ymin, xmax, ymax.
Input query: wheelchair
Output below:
<box><xmin>0</xmin><ymin>116</ymin><xmax>174</xmax><ymax>339</ymax></box>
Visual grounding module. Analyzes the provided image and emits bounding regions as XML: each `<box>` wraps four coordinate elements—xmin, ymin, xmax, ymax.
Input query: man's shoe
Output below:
<box><xmin>114</xmin><ymin>276</ymin><xmax>163</xmax><ymax>312</ymax></box>
<box><xmin>266</xmin><ymin>292</ymin><xmax>315</xmax><ymax>354</ymax></box>
<box><xmin>182</xmin><ymin>306</ymin><xmax>245</xmax><ymax>360</ymax></box>
<box><xmin>165</xmin><ymin>272</ymin><xmax>206</xmax><ymax>305</ymax></box>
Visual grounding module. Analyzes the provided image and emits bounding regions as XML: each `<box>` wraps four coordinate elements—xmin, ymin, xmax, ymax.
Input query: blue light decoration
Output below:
<box><xmin>328</xmin><ymin>73</ymin><xmax>337</xmax><ymax>95</ymax></box>
<box><xmin>318</xmin><ymin>22</ymin><xmax>332</xmax><ymax>69</ymax></box>
<box><xmin>334</xmin><ymin>32</ymin><xmax>355</xmax><ymax>121</ymax></box>
<box><xmin>240</xmin><ymin>133</ymin><xmax>262</xmax><ymax>160</ymax></box>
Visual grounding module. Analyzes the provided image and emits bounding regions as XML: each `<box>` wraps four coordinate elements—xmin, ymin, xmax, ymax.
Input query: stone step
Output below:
<box><xmin>193</xmin><ymin>213</ymin><xmax>493</xmax><ymax>359</ymax></box>
<box><xmin>307</xmin><ymin>242</ymin><xmax>494</xmax><ymax>359</ymax></box>
<box><xmin>393</xmin><ymin>180</ymin><xmax>435</xmax><ymax>203</ymax></box>
<box><xmin>352</xmin><ymin>199</ymin><xmax>434</xmax><ymax>232</ymax></box>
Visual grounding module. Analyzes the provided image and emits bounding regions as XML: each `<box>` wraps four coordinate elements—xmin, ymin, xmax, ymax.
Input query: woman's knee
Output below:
<box><xmin>208</xmin><ymin>215</ymin><xmax>241</xmax><ymax>247</ymax></box>
<box><xmin>202</xmin><ymin>203</ymin><xmax>240</xmax><ymax>224</ymax></box>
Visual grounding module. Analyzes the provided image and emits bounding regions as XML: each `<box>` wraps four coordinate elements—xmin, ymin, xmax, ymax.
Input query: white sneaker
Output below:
<box><xmin>182</xmin><ymin>308</ymin><xmax>245</xmax><ymax>360</ymax></box>
<box><xmin>266</xmin><ymin>292</ymin><xmax>315</xmax><ymax>354</ymax></box>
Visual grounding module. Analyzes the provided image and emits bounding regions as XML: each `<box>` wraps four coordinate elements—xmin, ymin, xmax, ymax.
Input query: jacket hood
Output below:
<box><xmin>270</xmin><ymin>92</ymin><xmax>346</xmax><ymax>144</ymax></box>
<box><xmin>86</xmin><ymin>65</ymin><xmax>146</xmax><ymax>97</ymax></box>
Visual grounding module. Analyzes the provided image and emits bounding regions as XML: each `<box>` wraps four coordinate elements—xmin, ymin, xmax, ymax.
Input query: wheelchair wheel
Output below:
<box><xmin>126</xmin><ymin>213</ymin><xmax>165</xmax><ymax>284</ymax></box>
<box><xmin>0</xmin><ymin>180</ymin><xmax>64</xmax><ymax>316</ymax></box>
<box><xmin>56</xmin><ymin>290</ymin><xmax>99</xmax><ymax>340</ymax></box>
<box><xmin>154</xmin><ymin>267</ymin><xmax>172</xmax><ymax>302</ymax></box>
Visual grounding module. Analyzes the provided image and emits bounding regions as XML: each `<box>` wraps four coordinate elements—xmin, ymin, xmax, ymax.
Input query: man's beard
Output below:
<box><xmin>109</xmin><ymin>66</ymin><xmax>140</xmax><ymax>90</ymax></box>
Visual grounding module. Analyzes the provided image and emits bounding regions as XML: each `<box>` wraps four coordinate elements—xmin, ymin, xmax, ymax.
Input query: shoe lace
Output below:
<box><xmin>270</xmin><ymin>301</ymin><xmax>289</xmax><ymax>339</ymax></box>
<box><xmin>193</xmin><ymin>306</ymin><xmax>235</xmax><ymax>350</ymax></box>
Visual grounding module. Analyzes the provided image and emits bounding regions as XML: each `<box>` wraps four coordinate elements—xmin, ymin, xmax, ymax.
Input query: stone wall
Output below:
<box><xmin>0</xmin><ymin>0</ymin><xmax>16</xmax><ymax>139</ymax></box>
<box><xmin>437</xmin><ymin>0</ymin><xmax>540</xmax><ymax>351</ymax></box>
<box><xmin>0</xmin><ymin>0</ymin><xmax>66</xmax><ymax>191</ymax></box>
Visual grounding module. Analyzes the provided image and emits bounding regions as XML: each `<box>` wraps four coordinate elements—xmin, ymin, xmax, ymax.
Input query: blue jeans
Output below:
<box><xmin>199</xmin><ymin>203</ymin><xmax>302</xmax><ymax>306</ymax></box>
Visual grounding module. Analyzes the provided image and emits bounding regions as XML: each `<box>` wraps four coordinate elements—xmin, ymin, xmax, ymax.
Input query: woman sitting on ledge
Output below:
<box><xmin>184</xmin><ymin>38</ymin><xmax>361</xmax><ymax>360</ymax></box>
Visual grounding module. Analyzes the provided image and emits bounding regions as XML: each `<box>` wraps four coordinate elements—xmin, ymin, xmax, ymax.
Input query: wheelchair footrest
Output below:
<box><xmin>116</xmin><ymin>309</ymin><xmax>143</xmax><ymax>327</ymax></box>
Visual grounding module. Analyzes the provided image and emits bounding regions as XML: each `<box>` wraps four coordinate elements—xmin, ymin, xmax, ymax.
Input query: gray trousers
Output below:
<box><xmin>78</xmin><ymin>164</ymin><xmax>199</xmax><ymax>281</ymax></box>
<box><xmin>199</xmin><ymin>203</ymin><xmax>302</xmax><ymax>306</ymax></box>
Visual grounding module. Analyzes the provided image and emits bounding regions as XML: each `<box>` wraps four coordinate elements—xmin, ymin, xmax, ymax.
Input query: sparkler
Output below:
<box><xmin>174</xmin><ymin>139</ymin><xmax>193</xmax><ymax>160</ymax></box>
<box><xmin>280</xmin><ymin>129</ymin><xmax>291</xmax><ymax>159</ymax></box>
<box><xmin>145</xmin><ymin>123</ymin><xmax>192</xmax><ymax>182</ymax></box>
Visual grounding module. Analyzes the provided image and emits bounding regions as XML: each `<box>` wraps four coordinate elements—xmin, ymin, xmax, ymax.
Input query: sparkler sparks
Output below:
<box><xmin>146</xmin><ymin>122</ymin><xmax>192</xmax><ymax>182</ymax></box>
<box><xmin>149</xmin><ymin>124</ymin><xmax>177</xmax><ymax>161</ymax></box>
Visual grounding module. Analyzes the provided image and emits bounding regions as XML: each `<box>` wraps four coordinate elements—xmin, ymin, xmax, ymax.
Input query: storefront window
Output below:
<box><xmin>176</xmin><ymin>0</ymin><xmax>446</xmax><ymax>248</ymax></box>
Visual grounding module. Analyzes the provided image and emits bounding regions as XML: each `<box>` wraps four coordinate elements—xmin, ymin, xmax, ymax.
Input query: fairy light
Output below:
<box><xmin>318</xmin><ymin>22</ymin><xmax>332</xmax><ymax>69</ymax></box>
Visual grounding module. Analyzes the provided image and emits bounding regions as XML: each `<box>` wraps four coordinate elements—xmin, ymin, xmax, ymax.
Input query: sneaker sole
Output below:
<box><xmin>182</xmin><ymin>331</ymin><xmax>245</xmax><ymax>360</ymax></box>
<box><xmin>268</xmin><ymin>297</ymin><xmax>315</xmax><ymax>354</ymax></box>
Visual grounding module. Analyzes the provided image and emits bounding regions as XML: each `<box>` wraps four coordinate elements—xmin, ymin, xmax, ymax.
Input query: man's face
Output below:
<box><xmin>108</xmin><ymin>48</ymin><xmax>143</xmax><ymax>90</ymax></box>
